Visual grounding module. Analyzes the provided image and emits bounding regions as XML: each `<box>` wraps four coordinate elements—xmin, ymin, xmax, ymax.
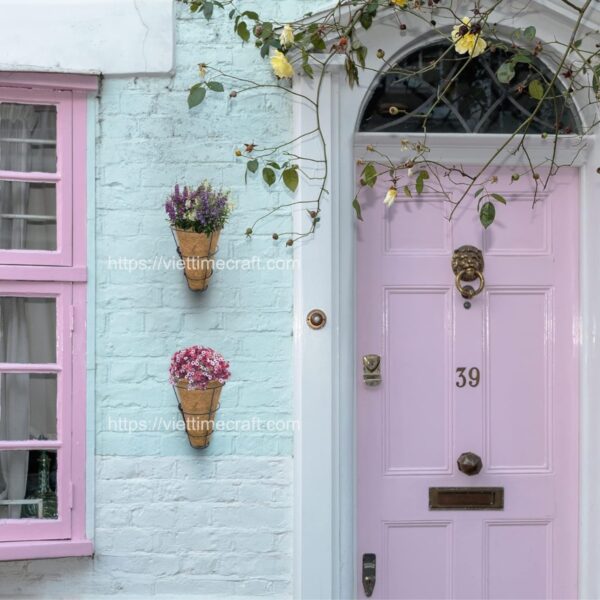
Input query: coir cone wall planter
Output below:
<box><xmin>174</xmin><ymin>380</ymin><xmax>223</xmax><ymax>448</ymax></box>
<box><xmin>172</xmin><ymin>227</ymin><xmax>221</xmax><ymax>292</ymax></box>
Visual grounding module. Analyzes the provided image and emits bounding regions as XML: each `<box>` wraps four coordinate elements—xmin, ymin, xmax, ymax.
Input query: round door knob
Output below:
<box><xmin>457</xmin><ymin>452</ymin><xmax>483</xmax><ymax>476</ymax></box>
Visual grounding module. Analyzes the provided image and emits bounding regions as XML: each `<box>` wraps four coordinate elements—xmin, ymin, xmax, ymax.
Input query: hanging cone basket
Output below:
<box><xmin>174</xmin><ymin>380</ymin><xmax>224</xmax><ymax>448</ymax></box>
<box><xmin>172</xmin><ymin>227</ymin><xmax>221</xmax><ymax>292</ymax></box>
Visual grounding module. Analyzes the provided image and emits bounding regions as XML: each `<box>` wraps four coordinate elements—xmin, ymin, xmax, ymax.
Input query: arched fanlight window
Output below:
<box><xmin>359</xmin><ymin>42</ymin><xmax>581</xmax><ymax>134</ymax></box>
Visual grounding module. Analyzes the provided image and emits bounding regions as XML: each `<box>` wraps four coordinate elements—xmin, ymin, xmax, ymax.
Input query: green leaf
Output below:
<box><xmin>237</xmin><ymin>21</ymin><xmax>250</xmax><ymax>42</ymax></box>
<box><xmin>480</xmin><ymin>202</ymin><xmax>496</xmax><ymax>228</ymax></box>
<box><xmin>260</xmin><ymin>22</ymin><xmax>274</xmax><ymax>40</ymax></box>
<box><xmin>474</xmin><ymin>188</ymin><xmax>485</xmax><ymax>198</ymax></box>
<box><xmin>415</xmin><ymin>170</ymin><xmax>429</xmax><ymax>194</ymax></box>
<box><xmin>356</xmin><ymin>45</ymin><xmax>368</xmax><ymax>69</ymax></box>
<box><xmin>263</xmin><ymin>167</ymin><xmax>276</xmax><ymax>186</ymax></box>
<box><xmin>496</xmin><ymin>61</ymin><xmax>516</xmax><ymax>84</ymax></box>
<box><xmin>361</xmin><ymin>163</ymin><xmax>378</xmax><ymax>188</ymax></box>
<box><xmin>491</xmin><ymin>193</ymin><xmax>507</xmax><ymax>205</ymax></box>
<box><xmin>242</xmin><ymin>10</ymin><xmax>259</xmax><ymax>20</ymax></box>
<box><xmin>512</xmin><ymin>53</ymin><xmax>532</xmax><ymax>64</ymax></box>
<box><xmin>310</xmin><ymin>34</ymin><xmax>326</xmax><ymax>52</ymax></box>
<box><xmin>403</xmin><ymin>185</ymin><xmax>412</xmax><ymax>198</ymax></box>
<box><xmin>282</xmin><ymin>168</ymin><xmax>299</xmax><ymax>192</ymax></box>
<box><xmin>352</xmin><ymin>197</ymin><xmax>363</xmax><ymax>221</ymax></box>
<box><xmin>360</xmin><ymin>12</ymin><xmax>373</xmax><ymax>30</ymax></box>
<box><xmin>203</xmin><ymin>1</ymin><xmax>213</xmax><ymax>19</ymax></box>
<box><xmin>206</xmin><ymin>81</ymin><xmax>224</xmax><ymax>92</ymax></box>
<box><xmin>593</xmin><ymin>65</ymin><xmax>600</xmax><ymax>94</ymax></box>
<box><xmin>529</xmin><ymin>79</ymin><xmax>544</xmax><ymax>100</ymax></box>
<box><xmin>188</xmin><ymin>85</ymin><xmax>207</xmax><ymax>108</ymax></box>
<box><xmin>267</xmin><ymin>161</ymin><xmax>281</xmax><ymax>170</ymax></box>
<box><xmin>247</xmin><ymin>159</ymin><xmax>259</xmax><ymax>174</ymax></box>
<box><xmin>303</xmin><ymin>62</ymin><xmax>314</xmax><ymax>78</ymax></box>
<box><xmin>523</xmin><ymin>26</ymin><xmax>536</xmax><ymax>41</ymax></box>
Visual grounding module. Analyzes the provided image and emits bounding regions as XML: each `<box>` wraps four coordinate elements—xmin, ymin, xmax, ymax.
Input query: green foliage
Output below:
<box><xmin>352</xmin><ymin>197</ymin><xmax>363</xmax><ymax>221</ymax></box>
<box><xmin>415</xmin><ymin>170</ymin><xmax>429</xmax><ymax>194</ymax></box>
<box><xmin>496</xmin><ymin>61</ymin><xmax>516</xmax><ymax>84</ymax></box>
<box><xmin>263</xmin><ymin>167</ymin><xmax>277</xmax><ymax>187</ymax></box>
<box><xmin>529</xmin><ymin>79</ymin><xmax>545</xmax><ymax>100</ymax></box>
<box><xmin>178</xmin><ymin>0</ymin><xmax>598</xmax><ymax>242</ymax></box>
<box><xmin>479</xmin><ymin>202</ymin><xmax>496</xmax><ymax>228</ymax></box>
<box><xmin>361</xmin><ymin>163</ymin><xmax>378</xmax><ymax>187</ymax></box>
<box><xmin>188</xmin><ymin>85</ymin><xmax>207</xmax><ymax>108</ymax></box>
<box><xmin>283</xmin><ymin>167</ymin><xmax>299</xmax><ymax>192</ymax></box>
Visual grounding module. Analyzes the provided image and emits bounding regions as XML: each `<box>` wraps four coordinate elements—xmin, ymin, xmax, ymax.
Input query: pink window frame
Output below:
<box><xmin>0</xmin><ymin>73</ymin><xmax>96</xmax><ymax>561</ymax></box>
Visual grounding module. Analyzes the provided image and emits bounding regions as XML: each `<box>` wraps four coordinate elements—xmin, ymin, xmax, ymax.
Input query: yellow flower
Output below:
<box><xmin>280</xmin><ymin>24</ymin><xmax>295</xmax><ymax>48</ymax></box>
<box><xmin>391</xmin><ymin>0</ymin><xmax>408</xmax><ymax>6</ymax></box>
<box><xmin>384</xmin><ymin>187</ymin><xmax>398</xmax><ymax>207</ymax></box>
<box><xmin>451</xmin><ymin>17</ymin><xmax>487</xmax><ymax>58</ymax></box>
<box><xmin>271</xmin><ymin>51</ymin><xmax>294</xmax><ymax>79</ymax></box>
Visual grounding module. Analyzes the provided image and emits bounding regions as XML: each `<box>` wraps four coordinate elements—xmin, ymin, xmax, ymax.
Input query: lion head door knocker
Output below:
<box><xmin>452</xmin><ymin>245</ymin><xmax>485</xmax><ymax>300</ymax></box>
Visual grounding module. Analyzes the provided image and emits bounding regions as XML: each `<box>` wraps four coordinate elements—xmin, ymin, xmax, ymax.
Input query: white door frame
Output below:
<box><xmin>292</xmin><ymin>3</ymin><xmax>600</xmax><ymax>598</ymax></box>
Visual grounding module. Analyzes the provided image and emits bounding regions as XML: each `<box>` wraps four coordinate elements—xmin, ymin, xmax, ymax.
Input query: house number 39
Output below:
<box><xmin>455</xmin><ymin>367</ymin><xmax>480</xmax><ymax>388</ymax></box>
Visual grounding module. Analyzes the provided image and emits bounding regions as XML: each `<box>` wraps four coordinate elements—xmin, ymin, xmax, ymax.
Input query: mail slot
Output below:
<box><xmin>429</xmin><ymin>487</ymin><xmax>504</xmax><ymax>510</ymax></box>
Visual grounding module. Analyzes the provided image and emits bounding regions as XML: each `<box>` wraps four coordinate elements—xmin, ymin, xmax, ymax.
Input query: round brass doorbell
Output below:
<box><xmin>307</xmin><ymin>309</ymin><xmax>327</xmax><ymax>330</ymax></box>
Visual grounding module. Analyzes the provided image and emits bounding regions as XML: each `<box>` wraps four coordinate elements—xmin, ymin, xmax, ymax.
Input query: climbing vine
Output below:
<box><xmin>180</xmin><ymin>0</ymin><xmax>598</xmax><ymax>244</ymax></box>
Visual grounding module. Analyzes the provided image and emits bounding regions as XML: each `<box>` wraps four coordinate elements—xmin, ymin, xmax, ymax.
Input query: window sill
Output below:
<box><xmin>0</xmin><ymin>539</ymin><xmax>93</xmax><ymax>561</ymax></box>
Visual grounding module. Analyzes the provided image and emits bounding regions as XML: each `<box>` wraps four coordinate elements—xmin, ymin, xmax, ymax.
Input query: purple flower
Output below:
<box><xmin>165</xmin><ymin>181</ymin><xmax>231</xmax><ymax>234</ymax></box>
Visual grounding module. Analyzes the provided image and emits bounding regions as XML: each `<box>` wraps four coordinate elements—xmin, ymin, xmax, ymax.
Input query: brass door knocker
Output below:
<box><xmin>452</xmin><ymin>246</ymin><xmax>485</xmax><ymax>299</ymax></box>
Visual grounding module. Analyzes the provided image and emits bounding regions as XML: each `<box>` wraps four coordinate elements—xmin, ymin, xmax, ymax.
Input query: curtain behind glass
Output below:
<box><xmin>0</xmin><ymin>104</ymin><xmax>56</xmax><ymax>518</ymax></box>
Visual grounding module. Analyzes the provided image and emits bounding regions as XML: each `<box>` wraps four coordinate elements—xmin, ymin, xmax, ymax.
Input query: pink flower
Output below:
<box><xmin>169</xmin><ymin>345</ymin><xmax>231</xmax><ymax>390</ymax></box>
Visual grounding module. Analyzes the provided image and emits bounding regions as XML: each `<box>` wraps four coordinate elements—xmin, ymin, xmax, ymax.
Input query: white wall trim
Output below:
<box><xmin>293</xmin><ymin>3</ymin><xmax>600</xmax><ymax>598</ymax></box>
<box><xmin>0</xmin><ymin>0</ymin><xmax>175</xmax><ymax>75</ymax></box>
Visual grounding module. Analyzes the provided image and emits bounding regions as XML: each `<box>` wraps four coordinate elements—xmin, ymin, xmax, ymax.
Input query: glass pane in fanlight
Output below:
<box><xmin>0</xmin><ymin>449</ymin><xmax>58</xmax><ymax>520</ymax></box>
<box><xmin>0</xmin><ymin>181</ymin><xmax>56</xmax><ymax>250</ymax></box>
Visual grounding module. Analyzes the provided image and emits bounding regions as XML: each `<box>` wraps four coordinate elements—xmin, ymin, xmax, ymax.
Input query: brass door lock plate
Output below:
<box><xmin>363</xmin><ymin>354</ymin><xmax>381</xmax><ymax>386</ymax></box>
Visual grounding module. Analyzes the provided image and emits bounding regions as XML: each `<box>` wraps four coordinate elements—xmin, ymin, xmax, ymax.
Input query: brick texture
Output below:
<box><xmin>0</xmin><ymin>2</ymin><xmax>317</xmax><ymax>597</ymax></box>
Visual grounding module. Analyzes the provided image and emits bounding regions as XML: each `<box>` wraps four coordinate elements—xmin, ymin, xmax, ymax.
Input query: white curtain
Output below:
<box><xmin>0</xmin><ymin>103</ymin><xmax>56</xmax><ymax>519</ymax></box>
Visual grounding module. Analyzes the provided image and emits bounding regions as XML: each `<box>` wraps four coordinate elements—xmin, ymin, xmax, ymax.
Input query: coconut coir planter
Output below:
<box><xmin>170</xmin><ymin>345</ymin><xmax>231</xmax><ymax>449</ymax></box>
<box><xmin>165</xmin><ymin>183</ymin><xmax>231</xmax><ymax>292</ymax></box>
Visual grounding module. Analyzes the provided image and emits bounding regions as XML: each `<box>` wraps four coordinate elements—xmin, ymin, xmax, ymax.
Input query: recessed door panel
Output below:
<box><xmin>486</xmin><ymin>290</ymin><xmax>552</xmax><ymax>472</ymax></box>
<box><xmin>385</xmin><ymin>522</ymin><xmax>452</xmax><ymax>599</ymax></box>
<box><xmin>385</xmin><ymin>288</ymin><xmax>451</xmax><ymax>474</ymax></box>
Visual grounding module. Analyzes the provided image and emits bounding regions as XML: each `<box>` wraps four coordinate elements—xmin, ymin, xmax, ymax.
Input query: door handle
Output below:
<box><xmin>362</xmin><ymin>553</ymin><xmax>376</xmax><ymax>597</ymax></box>
<box><xmin>457</xmin><ymin>451</ymin><xmax>483</xmax><ymax>476</ymax></box>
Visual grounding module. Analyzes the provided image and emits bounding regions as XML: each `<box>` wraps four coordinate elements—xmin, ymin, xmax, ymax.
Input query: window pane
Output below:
<box><xmin>359</xmin><ymin>43</ymin><xmax>581</xmax><ymax>134</ymax></box>
<box><xmin>0</xmin><ymin>103</ymin><xmax>57</xmax><ymax>173</ymax></box>
<box><xmin>0</xmin><ymin>449</ymin><xmax>57</xmax><ymax>519</ymax></box>
<box><xmin>0</xmin><ymin>373</ymin><xmax>57</xmax><ymax>441</ymax></box>
<box><xmin>0</xmin><ymin>181</ymin><xmax>56</xmax><ymax>250</ymax></box>
<box><xmin>0</xmin><ymin>297</ymin><xmax>56</xmax><ymax>363</ymax></box>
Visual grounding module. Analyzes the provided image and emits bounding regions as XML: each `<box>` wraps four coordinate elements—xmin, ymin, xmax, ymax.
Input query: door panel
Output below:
<box><xmin>357</xmin><ymin>167</ymin><xmax>579</xmax><ymax>599</ymax></box>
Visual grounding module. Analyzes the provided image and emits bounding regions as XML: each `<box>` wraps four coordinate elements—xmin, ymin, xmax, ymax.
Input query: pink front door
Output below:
<box><xmin>357</xmin><ymin>167</ymin><xmax>579</xmax><ymax>599</ymax></box>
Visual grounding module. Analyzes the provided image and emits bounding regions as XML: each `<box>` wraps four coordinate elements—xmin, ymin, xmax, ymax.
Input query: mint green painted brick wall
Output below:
<box><xmin>0</xmin><ymin>3</ymin><xmax>323</xmax><ymax>596</ymax></box>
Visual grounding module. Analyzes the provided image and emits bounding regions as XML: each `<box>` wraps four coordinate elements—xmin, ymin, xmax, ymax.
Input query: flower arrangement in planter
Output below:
<box><xmin>170</xmin><ymin>345</ymin><xmax>231</xmax><ymax>449</ymax></box>
<box><xmin>165</xmin><ymin>182</ymin><xmax>232</xmax><ymax>291</ymax></box>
